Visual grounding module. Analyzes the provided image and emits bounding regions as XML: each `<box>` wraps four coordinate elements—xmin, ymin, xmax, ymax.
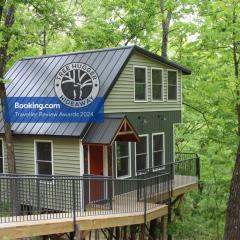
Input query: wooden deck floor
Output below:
<box><xmin>0</xmin><ymin>175</ymin><xmax>198</xmax><ymax>239</ymax></box>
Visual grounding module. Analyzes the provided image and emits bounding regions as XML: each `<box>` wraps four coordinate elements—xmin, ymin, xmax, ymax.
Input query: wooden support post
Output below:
<box><xmin>149</xmin><ymin>219</ymin><xmax>157</xmax><ymax>240</ymax></box>
<box><xmin>123</xmin><ymin>226</ymin><xmax>127</xmax><ymax>239</ymax></box>
<box><xmin>160</xmin><ymin>216</ymin><xmax>167</xmax><ymax>240</ymax></box>
<box><xmin>130</xmin><ymin>225</ymin><xmax>137</xmax><ymax>240</ymax></box>
<box><xmin>70</xmin><ymin>232</ymin><xmax>75</xmax><ymax>240</ymax></box>
<box><xmin>108</xmin><ymin>228</ymin><xmax>113</xmax><ymax>240</ymax></box>
<box><xmin>140</xmin><ymin>224</ymin><xmax>145</xmax><ymax>240</ymax></box>
<box><xmin>172</xmin><ymin>194</ymin><xmax>184</xmax><ymax>224</ymax></box>
<box><xmin>95</xmin><ymin>229</ymin><xmax>99</xmax><ymax>240</ymax></box>
<box><xmin>116</xmin><ymin>227</ymin><xmax>120</xmax><ymax>240</ymax></box>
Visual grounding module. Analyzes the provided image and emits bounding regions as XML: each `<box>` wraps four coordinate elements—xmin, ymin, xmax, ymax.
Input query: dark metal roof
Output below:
<box><xmin>82</xmin><ymin>114</ymin><xmax>124</xmax><ymax>145</ymax></box>
<box><xmin>82</xmin><ymin>114</ymin><xmax>139</xmax><ymax>145</ymax></box>
<box><xmin>133</xmin><ymin>46</ymin><xmax>191</xmax><ymax>75</ymax></box>
<box><xmin>0</xmin><ymin>45</ymin><xmax>191</xmax><ymax>137</ymax></box>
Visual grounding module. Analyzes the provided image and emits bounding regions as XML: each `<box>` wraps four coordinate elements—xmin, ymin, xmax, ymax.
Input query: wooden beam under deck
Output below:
<box><xmin>172</xmin><ymin>182</ymin><xmax>199</xmax><ymax>198</ymax></box>
<box><xmin>0</xmin><ymin>205</ymin><xmax>168</xmax><ymax>239</ymax></box>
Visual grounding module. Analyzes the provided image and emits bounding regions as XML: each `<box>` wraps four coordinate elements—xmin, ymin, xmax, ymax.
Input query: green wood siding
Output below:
<box><xmin>113</xmin><ymin>111</ymin><xmax>181</xmax><ymax>178</ymax></box>
<box><xmin>105</xmin><ymin>52</ymin><xmax>182</xmax><ymax>113</ymax></box>
<box><xmin>3</xmin><ymin>136</ymin><xmax>80</xmax><ymax>176</ymax></box>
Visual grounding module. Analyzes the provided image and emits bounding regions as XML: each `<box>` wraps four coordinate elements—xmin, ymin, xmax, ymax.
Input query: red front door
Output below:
<box><xmin>89</xmin><ymin>146</ymin><xmax>104</xmax><ymax>202</ymax></box>
<box><xmin>90</xmin><ymin>146</ymin><xmax>103</xmax><ymax>176</ymax></box>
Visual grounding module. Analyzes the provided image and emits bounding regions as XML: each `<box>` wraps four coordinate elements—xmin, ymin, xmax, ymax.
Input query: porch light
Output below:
<box><xmin>158</xmin><ymin>115</ymin><xmax>167</xmax><ymax>121</ymax></box>
<box><xmin>138</xmin><ymin>116</ymin><xmax>148</xmax><ymax>124</ymax></box>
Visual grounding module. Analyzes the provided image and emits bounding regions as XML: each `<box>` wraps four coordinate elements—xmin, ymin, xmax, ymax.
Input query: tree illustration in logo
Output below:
<box><xmin>61</xmin><ymin>69</ymin><xmax>93</xmax><ymax>101</ymax></box>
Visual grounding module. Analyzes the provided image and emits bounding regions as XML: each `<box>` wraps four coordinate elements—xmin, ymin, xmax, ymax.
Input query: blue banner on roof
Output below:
<box><xmin>5</xmin><ymin>97</ymin><xmax>104</xmax><ymax>123</ymax></box>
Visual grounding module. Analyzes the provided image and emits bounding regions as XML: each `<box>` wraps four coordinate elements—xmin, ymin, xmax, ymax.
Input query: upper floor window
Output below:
<box><xmin>135</xmin><ymin>135</ymin><xmax>149</xmax><ymax>174</ymax></box>
<box><xmin>116</xmin><ymin>142</ymin><xmax>131</xmax><ymax>178</ymax></box>
<box><xmin>151</xmin><ymin>68</ymin><xmax>163</xmax><ymax>101</ymax></box>
<box><xmin>167</xmin><ymin>70</ymin><xmax>178</xmax><ymax>101</ymax></box>
<box><xmin>35</xmin><ymin>141</ymin><xmax>53</xmax><ymax>175</ymax></box>
<box><xmin>0</xmin><ymin>139</ymin><xmax>3</xmax><ymax>173</ymax></box>
<box><xmin>134</xmin><ymin>66</ymin><xmax>147</xmax><ymax>101</ymax></box>
<box><xmin>152</xmin><ymin>133</ymin><xmax>165</xmax><ymax>167</ymax></box>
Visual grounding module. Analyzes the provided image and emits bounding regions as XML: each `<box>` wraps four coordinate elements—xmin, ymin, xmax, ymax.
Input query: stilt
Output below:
<box><xmin>123</xmin><ymin>226</ymin><xmax>127</xmax><ymax>239</ymax></box>
<box><xmin>130</xmin><ymin>225</ymin><xmax>137</xmax><ymax>240</ymax></box>
<box><xmin>116</xmin><ymin>227</ymin><xmax>120</xmax><ymax>240</ymax></box>
<box><xmin>95</xmin><ymin>229</ymin><xmax>99</xmax><ymax>240</ymax></box>
<box><xmin>160</xmin><ymin>216</ymin><xmax>167</xmax><ymax>240</ymax></box>
<box><xmin>108</xmin><ymin>228</ymin><xmax>114</xmax><ymax>240</ymax></box>
<box><xmin>70</xmin><ymin>232</ymin><xmax>75</xmax><ymax>240</ymax></box>
<box><xmin>149</xmin><ymin>219</ymin><xmax>157</xmax><ymax>240</ymax></box>
<box><xmin>140</xmin><ymin>224</ymin><xmax>145</xmax><ymax>240</ymax></box>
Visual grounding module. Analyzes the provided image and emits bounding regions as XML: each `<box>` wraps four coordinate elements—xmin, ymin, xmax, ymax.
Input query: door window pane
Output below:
<box><xmin>116</xmin><ymin>142</ymin><xmax>130</xmax><ymax>178</ymax></box>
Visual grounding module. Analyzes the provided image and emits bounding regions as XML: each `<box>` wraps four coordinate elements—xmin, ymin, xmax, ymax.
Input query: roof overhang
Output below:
<box><xmin>82</xmin><ymin>115</ymin><xmax>140</xmax><ymax>145</ymax></box>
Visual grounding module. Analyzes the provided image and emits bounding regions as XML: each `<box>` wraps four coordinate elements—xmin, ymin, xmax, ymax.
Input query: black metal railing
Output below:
<box><xmin>0</xmin><ymin>172</ymin><xmax>170</xmax><ymax>224</ymax></box>
<box><xmin>137</xmin><ymin>152</ymin><xmax>200</xmax><ymax>195</ymax></box>
<box><xmin>0</xmin><ymin>152</ymin><xmax>199</xmax><ymax>225</ymax></box>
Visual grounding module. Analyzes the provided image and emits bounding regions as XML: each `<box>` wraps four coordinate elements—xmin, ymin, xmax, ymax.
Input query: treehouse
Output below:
<box><xmin>0</xmin><ymin>46</ymin><xmax>200</xmax><ymax>239</ymax></box>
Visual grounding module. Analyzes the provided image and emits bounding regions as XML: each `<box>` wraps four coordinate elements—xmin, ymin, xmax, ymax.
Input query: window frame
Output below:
<box><xmin>167</xmin><ymin>69</ymin><xmax>178</xmax><ymax>102</ymax></box>
<box><xmin>115</xmin><ymin>141</ymin><xmax>131</xmax><ymax>179</ymax></box>
<box><xmin>135</xmin><ymin>134</ymin><xmax>149</xmax><ymax>176</ymax></box>
<box><xmin>133</xmin><ymin>65</ymin><xmax>148</xmax><ymax>102</ymax></box>
<box><xmin>152</xmin><ymin>132</ymin><xmax>165</xmax><ymax>170</ymax></box>
<box><xmin>151</xmin><ymin>67</ymin><xmax>164</xmax><ymax>102</ymax></box>
<box><xmin>0</xmin><ymin>138</ymin><xmax>4</xmax><ymax>174</ymax></box>
<box><xmin>34</xmin><ymin>140</ymin><xmax>54</xmax><ymax>176</ymax></box>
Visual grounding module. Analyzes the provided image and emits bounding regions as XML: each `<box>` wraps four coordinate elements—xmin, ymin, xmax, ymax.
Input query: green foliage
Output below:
<box><xmin>2</xmin><ymin>0</ymin><xmax>239</xmax><ymax>239</ymax></box>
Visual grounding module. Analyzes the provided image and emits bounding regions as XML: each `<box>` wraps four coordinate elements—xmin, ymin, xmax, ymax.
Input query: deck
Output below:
<box><xmin>0</xmin><ymin>175</ymin><xmax>198</xmax><ymax>239</ymax></box>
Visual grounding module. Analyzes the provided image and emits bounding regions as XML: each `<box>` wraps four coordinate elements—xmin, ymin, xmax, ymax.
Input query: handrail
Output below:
<box><xmin>137</xmin><ymin>152</ymin><xmax>200</xmax><ymax>197</ymax></box>
<box><xmin>137</xmin><ymin>153</ymin><xmax>198</xmax><ymax>174</ymax></box>
<box><xmin>0</xmin><ymin>172</ymin><xmax>170</xmax><ymax>224</ymax></box>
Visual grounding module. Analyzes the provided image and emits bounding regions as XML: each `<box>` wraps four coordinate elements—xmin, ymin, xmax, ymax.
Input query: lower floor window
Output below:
<box><xmin>152</xmin><ymin>133</ymin><xmax>165</xmax><ymax>167</ymax></box>
<box><xmin>35</xmin><ymin>141</ymin><xmax>53</xmax><ymax>175</ymax></box>
<box><xmin>116</xmin><ymin>142</ymin><xmax>131</xmax><ymax>178</ymax></box>
<box><xmin>0</xmin><ymin>139</ymin><xmax>3</xmax><ymax>173</ymax></box>
<box><xmin>135</xmin><ymin>135</ymin><xmax>148</xmax><ymax>173</ymax></box>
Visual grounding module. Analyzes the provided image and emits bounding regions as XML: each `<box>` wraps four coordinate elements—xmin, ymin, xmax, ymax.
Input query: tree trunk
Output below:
<box><xmin>224</xmin><ymin>5</ymin><xmax>240</xmax><ymax>239</ymax></box>
<box><xmin>224</xmin><ymin>139</ymin><xmax>240</xmax><ymax>239</ymax></box>
<box><xmin>160</xmin><ymin>0</ymin><xmax>172</xmax><ymax>59</ymax></box>
<box><xmin>42</xmin><ymin>26</ymin><xmax>47</xmax><ymax>55</ymax></box>
<box><xmin>0</xmin><ymin>4</ymin><xmax>16</xmax><ymax>174</ymax></box>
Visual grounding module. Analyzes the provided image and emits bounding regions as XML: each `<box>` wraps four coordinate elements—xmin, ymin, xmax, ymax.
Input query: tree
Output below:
<box><xmin>0</xmin><ymin>1</ymin><xmax>17</xmax><ymax>175</ymax></box>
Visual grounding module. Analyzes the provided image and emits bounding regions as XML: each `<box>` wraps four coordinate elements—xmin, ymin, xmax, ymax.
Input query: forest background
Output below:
<box><xmin>1</xmin><ymin>0</ymin><xmax>239</xmax><ymax>239</ymax></box>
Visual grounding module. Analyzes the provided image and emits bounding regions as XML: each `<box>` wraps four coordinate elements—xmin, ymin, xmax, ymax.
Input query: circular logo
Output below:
<box><xmin>54</xmin><ymin>62</ymin><xmax>100</xmax><ymax>108</ymax></box>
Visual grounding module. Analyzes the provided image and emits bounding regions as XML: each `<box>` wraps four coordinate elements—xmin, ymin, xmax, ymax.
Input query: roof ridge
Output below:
<box><xmin>21</xmin><ymin>45</ymin><xmax>134</xmax><ymax>61</ymax></box>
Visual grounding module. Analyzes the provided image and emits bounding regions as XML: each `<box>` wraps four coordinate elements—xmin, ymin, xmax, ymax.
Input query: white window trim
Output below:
<box><xmin>133</xmin><ymin>65</ymin><xmax>148</xmax><ymax>103</ymax></box>
<box><xmin>115</xmin><ymin>142</ymin><xmax>131</xmax><ymax>179</ymax></box>
<box><xmin>34</xmin><ymin>140</ymin><xmax>54</xmax><ymax>176</ymax></box>
<box><xmin>151</xmin><ymin>67</ymin><xmax>164</xmax><ymax>102</ymax></box>
<box><xmin>152</xmin><ymin>132</ymin><xmax>165</xmax><ymax>170</ymax></box>
<box><xmin>167</xmin><ymin>69</ymin><xmax>178</xmax><ymax>102</ymax></box>
<box><xmin>0</xmin><ymin>138</ymin><xmax>4</xmax><ymax>174</ymax></box>
<box><xmin>135</xmin><ymin>134</ymin><xmax>149</xmax><ymax>176</ymax></box>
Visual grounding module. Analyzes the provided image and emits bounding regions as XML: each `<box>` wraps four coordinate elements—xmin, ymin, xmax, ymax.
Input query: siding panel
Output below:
<box><xmin>105</xmin><ymin>52</ymin><xmax>182</xmax><ymax>112</ymax></box>
<box><xmin>3</xmin><ymin>136</ymin><xmax>80</xmax><ymax>176</ymax></box>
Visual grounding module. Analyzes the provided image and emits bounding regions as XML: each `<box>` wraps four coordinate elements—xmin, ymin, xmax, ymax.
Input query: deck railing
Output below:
<box><xmin>0</xmin><ymin>153</ymin><xmax>199</xmax><ymax>225</ymax></box>
<box><xmin>0</xmin><ymin>173</ymin><xmax>170</xmax><ymax>224</ymax></box>
<box><xmin>137</xmin><ymin>152</ymin><xmax>200</xmax><ymax>195</ymax></box>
